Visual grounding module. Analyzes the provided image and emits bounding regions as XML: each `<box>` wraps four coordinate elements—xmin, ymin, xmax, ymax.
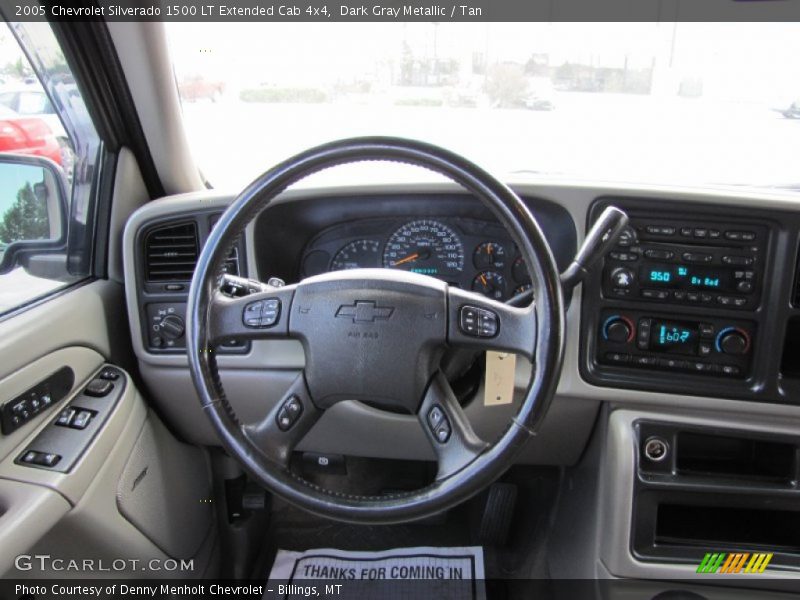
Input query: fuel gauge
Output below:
<box><xmin>473</xmin><ymin>242</ymin><xmax>506</xmax><ymax>270</ymax></box>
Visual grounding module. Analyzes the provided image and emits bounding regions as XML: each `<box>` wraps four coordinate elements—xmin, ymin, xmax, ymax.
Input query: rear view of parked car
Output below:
<box><xmin>0</xmin><ymin>105</ymin><xmax>61</xmax><ymax>165</ymax></box>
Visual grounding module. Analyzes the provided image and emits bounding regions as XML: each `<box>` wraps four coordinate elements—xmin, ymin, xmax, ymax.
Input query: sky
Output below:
<box><xmin>165</xmin><ymin>22</ymin><xmax>800</xmax><ymax>103</ymax></box>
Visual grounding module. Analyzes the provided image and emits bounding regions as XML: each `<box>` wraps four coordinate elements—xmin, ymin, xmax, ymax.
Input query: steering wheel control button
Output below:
<box><xmin>260</xmin><ymin>299</ymin><xmax>281</xmax><ymax>326</ymax></box>
<box><xmin>243</xmin><ymin>298</ymin><xmax>282</xmax><ymax>328</ymax></box>
<box><xmin>427</xmin><ymin>405</ymin><xmax>445</xmax><ymax>429</ymax></box>
<box><xmin>84</xmin><ymin>379</ymin><xmax>114</xmax><ymax>397</ymax></box>
<box><xmin>426</xmin><ymin>404</ymin><xmax>452</xmax><ymax>443</ymax></box>
<box><xmin>434</xmin><ymin>419</ymin><xmax>452</xmax><ymax>444</ymax></box>
<box><xmin>276</xmin><ymin>395</ymin><xmax>303</xmax><ymax>431</ymax></box>
<box><xmin>459</xmin><ymin>306</ymin><xmax>499</xmax><ymax>338</ymax></box>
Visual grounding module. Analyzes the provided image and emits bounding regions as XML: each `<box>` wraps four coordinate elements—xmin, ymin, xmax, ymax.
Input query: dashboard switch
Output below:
<box><xmin>56</xmin><ymin>408</ymin><xmax>76</xmax><ymax>427</ymax></box>
<box><xmin>459</xmin><ymin>306</ymin><xmax>499</xmax><ymax>338</ymax></box>
<box><xmin>84</xmin><ymin>379</ymin><xmax>114</xmax><ymax>397</ymax></box>
<box><xmin>20</xmin><ymin>450</ymin><xmax>61</xmax><ymax>468</ymax></box>
<box><xmin>70</xmin><ymin>410</ymin><xmax>94</xmax><ymax>430</ymax></box>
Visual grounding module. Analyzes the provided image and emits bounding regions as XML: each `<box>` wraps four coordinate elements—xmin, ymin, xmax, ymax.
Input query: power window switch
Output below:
<box><xmin>56</xmin><ymin>407</ymin><xmax>76</xmax><ymax>427</ymax></box>
<box><xmin>20</xmin><ymin>450</ymin><xmax>61</xmax><ymax>467</ymax></box>
<box><xmin>70</xmin><ymin>410</ymin><xmax>94</xmax><ymax>430</ymax></box>
<box><xmin>84</xmin><ymin>379</ymin><xmax>113</xmax><ymax>397</ymax></box>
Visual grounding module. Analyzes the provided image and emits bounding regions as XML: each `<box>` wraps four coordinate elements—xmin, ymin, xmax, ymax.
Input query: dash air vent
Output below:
<box><xmin>144</xmin><ymin>221</ymin><xmax>199</xmax><ymax>282</ymax></box>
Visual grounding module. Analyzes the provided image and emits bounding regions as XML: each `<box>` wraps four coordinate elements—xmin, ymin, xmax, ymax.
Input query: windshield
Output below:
<box><xmin>166</xmin><ymin>22</ymin><xmax>800</xmax><ymax>192</ymax></box>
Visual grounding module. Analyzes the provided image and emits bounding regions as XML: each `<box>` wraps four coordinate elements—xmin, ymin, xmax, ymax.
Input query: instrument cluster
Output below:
<box><xmin>300</xmin><ymin>217</ymin><xmax>532</xmax><ymax>301</ymax></box>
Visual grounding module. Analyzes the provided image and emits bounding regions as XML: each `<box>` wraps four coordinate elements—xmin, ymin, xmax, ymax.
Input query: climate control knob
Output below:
<box><xmin>716</xmin><ymin>328</ymin><xmax>750</xmax><ymax>355</ymax></box>
<box><xmin>158</xmin><ymin>314</ymin><xmax>185</xmax><ymax>341</ymax></box>
<box><xmin>603</xmin><ymin>315</ymin><xmax>634</xmax><ymax>344</ymax></box>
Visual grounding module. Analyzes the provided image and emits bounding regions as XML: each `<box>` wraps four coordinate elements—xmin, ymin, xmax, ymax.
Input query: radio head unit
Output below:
<box><xmin>602</xmin><ymin>219</ymin><xmax>767</xmax><ymax>310</ymax></box>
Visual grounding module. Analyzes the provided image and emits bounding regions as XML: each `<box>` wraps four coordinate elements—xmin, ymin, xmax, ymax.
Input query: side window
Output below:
<box><xmin>0</xmin><ymin>21</ymin><xmax>101</xmax><ymax>316</ymax></box>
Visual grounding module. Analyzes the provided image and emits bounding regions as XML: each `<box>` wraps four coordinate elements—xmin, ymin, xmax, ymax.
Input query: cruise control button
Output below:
<box><xmin>428</xmin><ymin>405</ymin><xmax>445</xmax><ymax>429</ymax></box>
<box><xmin>276</xmin><ymin>395</ymin><xmax>303</xmax><ymax>431</ymax></box>
<box><xmin>434</xmin><ymin>419</ymin><xmax>451</xmax><ymax>444</ymax></box>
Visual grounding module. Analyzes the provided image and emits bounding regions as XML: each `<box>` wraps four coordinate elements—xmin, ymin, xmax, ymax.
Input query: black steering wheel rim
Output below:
<box><xmin>186</xmin><ymin>137</ymin><xmax>565</xmax><ymax>524</ymax></box>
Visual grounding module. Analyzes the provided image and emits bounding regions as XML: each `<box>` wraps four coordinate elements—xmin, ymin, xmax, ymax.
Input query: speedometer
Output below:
<box><xmin>382</xmin><ymin>219</ymin><xmax>464</xmax><ymax>277</ymax></box>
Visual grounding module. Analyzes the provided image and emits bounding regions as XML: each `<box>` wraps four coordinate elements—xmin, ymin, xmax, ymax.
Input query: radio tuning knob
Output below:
<box><xmin>610</xmin><ymin>267</ymin><xmax>635</xmax><ymax>289</ymax></box>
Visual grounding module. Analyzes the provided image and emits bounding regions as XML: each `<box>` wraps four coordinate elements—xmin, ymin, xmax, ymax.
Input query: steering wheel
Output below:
<box><xmin>186</xmin><ymin>137</ymin><xmax>565</xmax><ymax>524</ymax></box>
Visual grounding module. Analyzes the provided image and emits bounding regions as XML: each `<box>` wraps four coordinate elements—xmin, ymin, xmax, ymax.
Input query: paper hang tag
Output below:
<box><xmin>484</xmin><ymin>351</ymin><xmax>516</xmax><ymax>406</ymax></box>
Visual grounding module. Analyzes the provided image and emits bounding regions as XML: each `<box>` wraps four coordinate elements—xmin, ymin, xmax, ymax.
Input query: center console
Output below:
<box><xmin>581</xmin><ymin>197</ymin><xmax>779</xmax><ymax>401</ymax></box>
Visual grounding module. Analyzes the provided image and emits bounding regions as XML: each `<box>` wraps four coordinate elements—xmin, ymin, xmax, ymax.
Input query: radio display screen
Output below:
<box><xmin>640</xmin><ymin>264</ymin><xmax>734</xmax><ymax>291</ymax></box>
<box><xmin>649</xmin><ymin>320</ymin><xmax>699</xmax><ymax>355</ymax></box>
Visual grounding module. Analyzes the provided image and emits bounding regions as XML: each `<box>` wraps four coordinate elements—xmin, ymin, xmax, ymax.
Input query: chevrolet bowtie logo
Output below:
<box><xmin>335</xmin><ymin>301</ymin><xmax>394</xmax><ymax>323</ymax></box>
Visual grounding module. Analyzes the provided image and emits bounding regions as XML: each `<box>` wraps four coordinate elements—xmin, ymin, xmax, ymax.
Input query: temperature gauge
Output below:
<box><xmin>472</xmin><ymin>271</ymin><xmax>507</xmax><ymax>300</ymax></box>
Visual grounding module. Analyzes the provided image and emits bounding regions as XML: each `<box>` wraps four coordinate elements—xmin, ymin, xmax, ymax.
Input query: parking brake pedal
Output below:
<box><xmin>476</xmin><ymin>482</ymin><xmax>517</xmax><ymax>546</ymax></box>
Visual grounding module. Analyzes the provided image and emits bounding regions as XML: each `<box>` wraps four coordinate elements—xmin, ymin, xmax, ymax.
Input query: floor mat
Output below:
<box><xmin>267</xmin><ymin>546</ymin><xmax>485</xmax><ymax>599</ymax></box>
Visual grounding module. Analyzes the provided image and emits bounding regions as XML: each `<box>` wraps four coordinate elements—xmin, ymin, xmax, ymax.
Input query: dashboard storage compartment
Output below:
<box><xmin>674</xmin><ymin>431</ymin><xmax>796</xmax><ymax>485</ymax></box>
<box><xmin>633</xmin><ymin>421</ymin><xmax>800</xmax><ymax>570</ymax></box>
<box><xmin>656</xmin><ymin>503</ymin><xmax>800</xmax><ymax>553</ymax></box>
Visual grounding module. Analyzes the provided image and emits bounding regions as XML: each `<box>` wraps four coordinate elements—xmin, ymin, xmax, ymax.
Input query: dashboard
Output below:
<box><xmin>121</xmin><ymin>181</ymin><xmax>800</xmax><ymax>585</ymax></box>
<box><xmin>299</xmin><ymin>217</ymin><xmax>533</xmax><ymax>301</ymax></box>
<box><xmin>122</xmin><ymin>182</ymin><xmax>800</xmax><ymax>459</ymax></box>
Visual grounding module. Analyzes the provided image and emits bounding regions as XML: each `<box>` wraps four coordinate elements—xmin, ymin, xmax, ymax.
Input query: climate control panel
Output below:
<box><xmin>597</xmin><ymin>308</ymin><xmax>754</xmax><ymax>378</ymax></box>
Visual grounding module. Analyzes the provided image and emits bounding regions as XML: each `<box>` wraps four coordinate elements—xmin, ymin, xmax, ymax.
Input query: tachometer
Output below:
<box><xmin>382</xmin><ymin>220</ymin><xmax>464</xmax><ymax>277</ymax></box>
<box><xmin>330</xmin><ymin>239</ymin><xmax>381</xmax><ymax>271</ymax></box>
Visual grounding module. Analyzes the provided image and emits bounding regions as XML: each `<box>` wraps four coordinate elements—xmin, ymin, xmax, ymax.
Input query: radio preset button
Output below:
<box><xmin>725</xmin><ymin>230</ymin><xmax>756</xmax><ymax>242</ymax></box>
<box><xmin>644</xmin><ymin>249</ymin><xmax>674</xmax><ymax>260</ymax></box>
<box><xmin>722</xmin><ymin>255</ymin><xmax>754</xmax><ymax>266</ymax></box>
<box><xmin>645</xmin><ymin>225</ymin><xmax>676</xmax><ymax>236</ymax></box>
<box><xmin>693</xmin><ymin>228</ymin><xmax>708</xmax><ymax>238</ymax></box>
<box><xmin>641</xmin><ymin>289</ymin><xmax>668</xmax><ymax>300</ymax></box>
<box><xmin>682</xmin><ymin>252</ymin><xmax>713</xmax><ymax>263</ymax></box>
<box><xmin>609</xmin><ymin>251</ymin><xmax>638</xmax><ymax>262</ymax></box>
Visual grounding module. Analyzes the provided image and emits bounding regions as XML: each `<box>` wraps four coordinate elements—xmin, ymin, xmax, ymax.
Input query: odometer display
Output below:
<box><xmin>382</xmin><ymin>220</ymin><xmax>464</xmax><ymax>277</ymax></box>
